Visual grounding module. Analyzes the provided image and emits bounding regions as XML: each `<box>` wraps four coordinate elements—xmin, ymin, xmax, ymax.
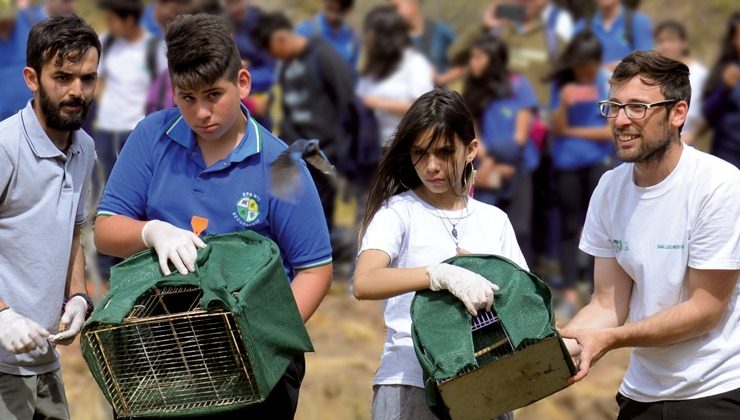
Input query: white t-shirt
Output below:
<box><xmin>542</xmin><ymin>4</ymin><xmax>575</xmax><ymax>42</ymax></box>
<box><xmin>96</xmin><ymin>32</ymin><xmax>167</xmax><ymax>132</ymax></box>
<box><xmin>356</xmin><ymin>49</ymin><xmax>433</xmax><ymax>146</ymax></box>
<box><xmin>685</xmin><ymin>60</ymin><xmax>709</xmax><ymax>135</ymax></box>
<box><xmin>579</xmin><ymin>145</ymin><xmax>740</xmax><ymax>402</ymax></box>
<box><xmin>359</xmin><ymin>191</ymin><xmax>528</xmax><ymax>387</ymax></box>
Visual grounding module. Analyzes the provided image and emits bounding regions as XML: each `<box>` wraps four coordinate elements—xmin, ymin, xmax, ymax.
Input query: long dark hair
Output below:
<box><xmin>359</xmin><ymin>89</ymin><xmax>476</xmax><ymax>241</ymax></box>
<box><xmin>545</xmin><ymin>30</ymin><xmax>602</xmax><ymax>88</ymax></box>
<box><xmin>361</xmin><ymin>5</ymin><xmax>410</xmax><ymax>80</ymax></box>
<box><xmin>462</xmin><ymin>34</ymin><xmax>512</xmax><ymax>120</ymax></box>
<box><xmin>703</xmin><ymin>12</ymin><xmax>740</xmax><ymax>99</ymax></box>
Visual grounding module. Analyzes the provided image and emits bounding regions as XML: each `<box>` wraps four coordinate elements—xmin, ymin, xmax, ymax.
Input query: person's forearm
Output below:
<box><xmin>94</xmin><ymin>215</ymin><xmax>148</xmax><ymax>259</ymax></box>
<box><xmin>291</xmin><ymin>264</ymin><xmax>333</xmax><ymax>322</ymax></box>
<box><xmin>65</xmin><ymin>227</ymin><xmax>86</xmax><ymax>297</ymax></box>
<box><xmin>565</xmin><ymin>297</ymin><xmax>624</xmax><ymax>331</ymax></box>
<box><xmin>363</xmin><ymin>96</ymin><xmax>413</xmax><ymax>116</ymax></box>
<box><xmin>552</xmin><ymin>105</ymin><xmax>567</xmax><ymax>136</ymax></box>
<box><xmin>607</xmin><ymin>298</ymin><xmax>729</xmax><ymax>349</ymax></box>
<box><xmin>435</xmin><ymin>66</ymin><xmax>465</xmax><ymax>86</ymax></box>
<box><xmin>514</xmin><ymin>110</ymin><xmax>533</xmax><ymax>146</ymax></box>
<box><xmin>564</xmin><ymin>126</ymin><xmax>613</xmax><ymax>142</ymax></box>
<box><xmin>353</xmin><ymin>266</ymin><xmax>430</xmax><ymax>300</ymax></box>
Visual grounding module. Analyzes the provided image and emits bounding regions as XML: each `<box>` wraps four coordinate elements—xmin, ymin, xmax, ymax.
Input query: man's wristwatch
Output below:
<box><xmin>65</xmin><ymin>293</ymin><xmax>94</xmax><ymax>320</ymax></box>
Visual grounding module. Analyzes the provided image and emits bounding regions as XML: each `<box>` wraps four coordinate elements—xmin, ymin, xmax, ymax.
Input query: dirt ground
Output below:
<box><xmin>60</xmin><ymin>282</ymin><xmax>629</xmax><ymax>420</ymax></box>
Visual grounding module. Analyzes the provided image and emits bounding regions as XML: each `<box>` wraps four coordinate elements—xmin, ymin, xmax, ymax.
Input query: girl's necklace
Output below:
<box><xmin>436</xmin><ymin>201</ymin><xmax>469</xmax><ymax>252</ymax></box>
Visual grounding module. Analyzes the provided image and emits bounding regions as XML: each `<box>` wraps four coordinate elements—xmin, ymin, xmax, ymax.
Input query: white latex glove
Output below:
<box><xmin>427</xmin><ymin>263</ymin><xmax>500</xmax><ymax>316</ymax></box>
<box><xmin>141</xmin><ymin>220</ymin><xmax>207</xmax><ymax>275</ymax></box>
<box><xmin>0</xmin><ymin>308</ymin><xmax>50</xmax><ymax>354</ymax></box>
<box><xmin>49</xmin><ymin>296</ymin><xmax>87</xmax><ymax>345</ymax></box>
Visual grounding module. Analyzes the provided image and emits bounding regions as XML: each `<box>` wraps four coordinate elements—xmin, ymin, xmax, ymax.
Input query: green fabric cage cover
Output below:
<box><xmin>411</xmin><ymin>254</ymin><xmax>572</xmax><ymax>418</ymax></box>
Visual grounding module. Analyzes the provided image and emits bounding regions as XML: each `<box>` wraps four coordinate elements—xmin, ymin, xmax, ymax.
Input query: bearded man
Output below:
<box><xmin>0</xmin><ymin>15</ymin><xmax>99</xmax><ymax>419</ymax></box>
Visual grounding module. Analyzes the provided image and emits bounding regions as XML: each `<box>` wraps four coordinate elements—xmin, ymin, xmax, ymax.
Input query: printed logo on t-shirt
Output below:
<box><xmin>656</xmin><ymin>243</ymin><xmax>685</xmax><ymax>250</ymax></box>
<box><xmin>233</xmin><ymin>192</ymin><xmax>261</xmax><ymax>227</ymax></box>
<box><xmin>501</xmin><ymin>107</ymin><xmax>513</xmax><ymax>119</ymax></box>
<box><xmin>611</xmin><ymin>239</ymin><xmax>630</xmax><ymax>253</ymax></box>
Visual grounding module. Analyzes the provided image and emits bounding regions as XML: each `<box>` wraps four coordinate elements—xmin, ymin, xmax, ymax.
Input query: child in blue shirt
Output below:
<box><xmin>0</xmin><ymin>8</ymin><xmax>35</xmax><ymax>121</ymax></box>
<box><xmin>94</xmin><ymin>14</ymin><xmax>332</xmax><ymax>418</ymax></box>
<box><xmin>295</xmin><ymin>0</ymin><xmax>361</xmax><ymax>70</ymax></box>
<box><xmin>548</xmin><ymin>30</ymin><xmax>613</xmax><ymax>315</ymax></box>
<box><xmin>574</xmin><ymin>0</ymin><xmax>653</xmax><ymax>71</ymax></box>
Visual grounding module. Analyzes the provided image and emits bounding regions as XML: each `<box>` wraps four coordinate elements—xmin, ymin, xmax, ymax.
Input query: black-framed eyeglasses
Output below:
<box><xmin>598</xmin><ymin>100</ymin><xmax>677</xmax><ymax>119</ymax></box>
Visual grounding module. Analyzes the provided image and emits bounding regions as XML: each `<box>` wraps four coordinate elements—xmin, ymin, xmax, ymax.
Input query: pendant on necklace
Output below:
<box><xmin>451</xmin><ymin>226</ymin><xmax>458</xmax><ymax>239</ymax></box>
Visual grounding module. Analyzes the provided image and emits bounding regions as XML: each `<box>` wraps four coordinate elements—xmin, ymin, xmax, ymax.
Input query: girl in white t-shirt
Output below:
<box><xmin>356</xmin><ymin>5</ymin><xmax>434</xmax><ymax>147</ymax></box>
<box><xmin>353</xmin><ymin>88</ymin><xmax>524</xmax><ymax>420</ymax></box>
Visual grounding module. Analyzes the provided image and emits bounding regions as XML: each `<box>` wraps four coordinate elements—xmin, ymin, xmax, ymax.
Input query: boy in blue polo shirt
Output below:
<box><xmin>94</xmin><ymin>14</ymin><xmax>332</xmax><ymax>418</ymax></box>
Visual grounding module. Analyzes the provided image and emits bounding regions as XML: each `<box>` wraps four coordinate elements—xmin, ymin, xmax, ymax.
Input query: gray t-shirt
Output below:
<box><xmin>0</xmin><ymin>101</ymin><xmax>95</xmax><ymax>375</ymax></box>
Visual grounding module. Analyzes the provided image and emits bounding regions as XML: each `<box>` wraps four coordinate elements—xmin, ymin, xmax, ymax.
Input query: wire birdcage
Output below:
<box><xmin>433</xmin><ymin>310</ymin><xmax>515</xmax><ymax>384</ymax></box>
<box><xmin>82</xmin><ymin>286</ymin><xmax>261</xmax><ymax>418</ymax></box>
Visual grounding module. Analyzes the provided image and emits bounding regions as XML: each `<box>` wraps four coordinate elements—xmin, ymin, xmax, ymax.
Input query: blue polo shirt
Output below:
<box><xmin>296</xmin><ymin>13</ymin><xmax>360</xmax><ymax>70</ymax></box>
<box><xmin>140</xmin><ymin>4</ymin><xmax>163</xmax><ymax>39</ymax></box>
<box><xmin>21</xmin><ymin>4</ymin><xmax>47</xmax><ymax>22</ymax></box>
<box><xmin>480</xmin><ymin>74</ymin><xmax>539</xmax><ymax>172</ymax></box>
<box><xmin>575</xmin><ymin>7</ymin><xmax>653</xmax><ymax>64</ymax></box>
<box><xmin>97</xmin><ymin>105</ymin><xmax>332</xmax><ymax>277</ymax></box>
<box><xmin>0</xmin><ymin>12</ymin><xmax>34</xmax><ymax>121</ymax></box>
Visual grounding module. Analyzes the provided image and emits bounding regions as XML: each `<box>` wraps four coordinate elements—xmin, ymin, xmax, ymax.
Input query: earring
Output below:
<box><xmin>399</xmin><ymin>178</ymin><xmax>411</xmax><ymax>190</ymax></box>
<box><xmin>461</xmin><ymin>161</ymin><xmax>474</xmax><ymax>194</ymax></box>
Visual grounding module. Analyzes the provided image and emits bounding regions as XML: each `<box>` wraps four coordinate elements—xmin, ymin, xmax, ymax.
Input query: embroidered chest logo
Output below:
<box><xmin>611</xmin><ymin>239</ymin><xmax>630</xmax><ymax>253</ymax></box>
<box><xmin>233</xmin><ymin>192</ymin><xmax>261</xmax><ymax>227</ymax></box>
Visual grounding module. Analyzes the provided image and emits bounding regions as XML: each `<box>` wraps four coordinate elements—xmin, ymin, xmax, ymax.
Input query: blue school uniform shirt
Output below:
<box><xmin>0</xmin><ymin>12</ymin><xmax>34</xmax><ymax>121</ymax></box>
<box><xmin>551</xmin><ymin>73</ymin><xmax>614</xmax><ymax>170</ymax></box>
<box><xmin>22</xmin><ymin>4</ymin><xmax>47</xmax><ymax>22</ymax></box>
<box><xmin>480</xmin><ymin>74</ymin><xmax>540</xmax><ymax>172</ymax></box>
<box><xmin>140</xmin><ymin>4</ymin><xmax>163</xmax><ymax>39</ymax></box>
<box><xmin>233</xmin><ymin>6</ymin><xmax>277</xmax><ymax>93</ymax></box>
<box><xmin>411</xmin><ymin>19</ymin><xmax>455</xmax><ymax>75</ymax></box>
<box><xmin>97</xmin><ymin>105</ymin><xmax>333</xmax><ymax>278</ymax></box>
<box><xmin>575</xmin><ymin>8</ymin><xmax>653</xmax><ymax>64</ymax></box>
<box><xmin>296</xmin><ymin>12</ymin><xmax>360</xmax><ymax>70</ymax></box>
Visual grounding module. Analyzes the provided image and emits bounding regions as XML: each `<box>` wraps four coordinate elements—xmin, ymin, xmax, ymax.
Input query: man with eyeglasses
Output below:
<box><xmin>559</xmin><ymin>50</ymin><xmax>740</xmax><ymax>419</ymax></box>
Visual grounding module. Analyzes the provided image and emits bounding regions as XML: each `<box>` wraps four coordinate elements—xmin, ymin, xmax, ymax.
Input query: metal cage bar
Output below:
<box><xmin>84</xmin><ymin>286</ymin><xmax>262</xmax><ymax>417</ymax></box>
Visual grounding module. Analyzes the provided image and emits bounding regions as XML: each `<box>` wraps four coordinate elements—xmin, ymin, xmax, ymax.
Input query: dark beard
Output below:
<box><xmin>619</xmin><ymin>116</ymin><xmax>674</xmax><ymax>165</ymax></box>
<box><xmin>38</xmin><ymin>83</ymin><xmax>91</xmax><ymax>132</ymax></box>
